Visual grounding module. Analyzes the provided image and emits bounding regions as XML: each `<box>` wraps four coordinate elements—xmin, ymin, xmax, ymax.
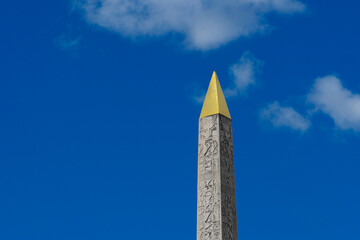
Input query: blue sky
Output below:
<box><xmin>1</xmin><ymin>0</ymin><xmax>360</xmax><ymax>239</ymax></box>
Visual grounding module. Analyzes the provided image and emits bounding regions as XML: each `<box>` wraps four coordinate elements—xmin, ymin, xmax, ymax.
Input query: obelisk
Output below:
<box><xmin>197</xmin><ymin>72</ymin><xmax>238</xmax><ymax>240</ymax></box>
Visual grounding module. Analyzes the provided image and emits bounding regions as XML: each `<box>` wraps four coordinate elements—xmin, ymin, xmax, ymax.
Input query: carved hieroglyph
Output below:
<box><xmin>197</xmin><ymin>114</ymin><xmax>238</xmax><ymax>240</ymax></box>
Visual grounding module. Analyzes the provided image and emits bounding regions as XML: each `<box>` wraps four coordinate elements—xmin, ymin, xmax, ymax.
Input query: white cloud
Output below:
<box><xmin>307</xmin><ymin>75</ymin><xmax>360</xmax><ymax>131</ymax></box>
<box><xmin>261</xmin><ymin>101</ymin><xmax>310</xmax><ymax>132</ymax></box>
<box><xmin>225</xmin><ymin>52</ymin><xmax>262</xmax><ymax>97</ymax></box>
<box><xmin>80</xmin><ymin>0</ymin><xmax>305</xmax><ymax>50</ymax></box>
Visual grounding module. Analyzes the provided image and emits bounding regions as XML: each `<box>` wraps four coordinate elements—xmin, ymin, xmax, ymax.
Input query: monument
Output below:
<box><xmin>197</xmin><ymin>72</ymin><xmax>238</xmax><ymax>240</ymax></box>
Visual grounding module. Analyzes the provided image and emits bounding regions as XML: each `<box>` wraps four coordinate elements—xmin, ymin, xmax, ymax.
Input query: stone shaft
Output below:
<box><xmin>197</xmin><ymin>114</ymin><xmax>238</xmax><ymax>240</ymax></box>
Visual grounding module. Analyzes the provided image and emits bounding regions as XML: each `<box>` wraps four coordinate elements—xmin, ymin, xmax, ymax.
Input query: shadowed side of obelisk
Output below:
<box><xmin>197</xmin><ymin>72</ymin><xmax>238</xmax><ymax>240</ymax></box>
<box><xmin>219</xmin><ymin>115</ymin><xmax>238</xmax><ymax>240</ymax></box>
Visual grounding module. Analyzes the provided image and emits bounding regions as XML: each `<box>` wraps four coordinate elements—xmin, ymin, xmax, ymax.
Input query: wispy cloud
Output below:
<box><xmin>194</xmin><ymin>94</ymin><xmax>206</xmax><ymax>104</ymax></box>
<box><xmin>193</xmin><ymin>51</ymin><xmax>263</xmax><ymax>103</ymax></box>
<box><xmin>260</xmin><ymin>101</ymin><xmax>311</xmax><ymax>132</ymax></box>
<box><xmin>79</xmin><ymin>0</ymin><xmax>305</xmax><ymax>50</ymax></box>
<box><xmin>54</xmin><ymin>34</ymin><xmax>81</xmax><ymax>51</ymax></box>
<box><xmin>225</xmin><ymin>52</ymin><xmax>263</xmax><ymax>97</ymax></box>
<box><xmin>307</xmin><ymin>75</ymin><xmax>360</xmax><ymax>131</ymax></box>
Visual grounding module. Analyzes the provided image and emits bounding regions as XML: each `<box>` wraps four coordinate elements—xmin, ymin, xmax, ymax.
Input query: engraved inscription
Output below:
<box><xmin>197</xmin><ymin>115</ymin><xmax>237</xmax><ymax>240</ymax></box>
<box><xmin>198</xmin><ymin>115</ymin><xmax>220</xmax><ymax>240</ymax></box>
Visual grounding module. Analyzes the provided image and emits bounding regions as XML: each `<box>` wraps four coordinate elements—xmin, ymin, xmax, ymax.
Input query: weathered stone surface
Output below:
<box><xmin>197</xmin><ymin>114</ymin><xmax>238</xmax><ymax>240</ymax></box>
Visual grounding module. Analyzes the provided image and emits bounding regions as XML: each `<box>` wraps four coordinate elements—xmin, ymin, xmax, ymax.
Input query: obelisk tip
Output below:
<box><xmin>200</xmin><ymin>71</ymin><xmax>231</xmax><ymax>119</ymax></box>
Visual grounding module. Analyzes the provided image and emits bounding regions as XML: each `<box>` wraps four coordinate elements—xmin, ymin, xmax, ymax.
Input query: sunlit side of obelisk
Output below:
<box><xmin>197</xmin><ymin>72</ymin><xmax>238</xmax><ymax>240</ymax></box>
